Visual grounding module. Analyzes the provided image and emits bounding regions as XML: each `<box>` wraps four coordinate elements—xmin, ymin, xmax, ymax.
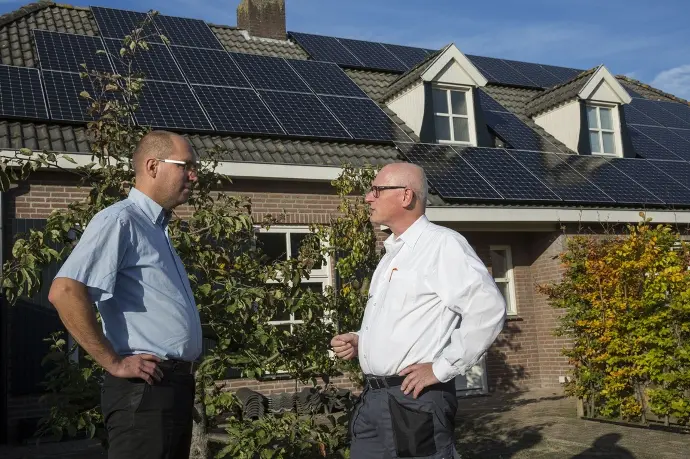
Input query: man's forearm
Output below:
<box><xmin>49</xmin><ymin>279</ymin><xmax>120</xmax><ymax>372</ymax></box>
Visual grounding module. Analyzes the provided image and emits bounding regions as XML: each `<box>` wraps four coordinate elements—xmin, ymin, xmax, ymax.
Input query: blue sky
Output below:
<box><xmin>2</xmin><ymin>0</ymin><xmax>689</xmax><ymax>98</ymax></box>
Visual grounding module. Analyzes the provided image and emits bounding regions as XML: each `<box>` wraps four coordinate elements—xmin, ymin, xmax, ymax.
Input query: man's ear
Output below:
<box><xmin>144</xmin><ymin>157</ymin><xmax>158</xmax><ymax>178</ymax></box>
<box><xmin>402</xmin><ymin>188</ymin><xmax>415</xmax><ymax>208</ymax></box>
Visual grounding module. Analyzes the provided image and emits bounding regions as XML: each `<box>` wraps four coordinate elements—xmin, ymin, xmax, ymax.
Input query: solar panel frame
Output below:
<box><xmin>286</xmin><ymin>59</ymin><xmax>367</xmax><ymax>97</ymax></box>
<box><xmin>91</xmin><ymin>6</ymin><xmax>162</xmax><ymax>42</ymax></box>
<box><xmin>560</xmin><ymin>155</ymin><xmax>664</xmax><ymax>205</ymax></box>
<box><xmin>629</xmin><ymin>98</ymin><xmax>690</xmax><ymax>129</ymax></box>
<box><xmin>152</xmin><ymin>15</ymin><xmax>224</xmax><ymax>50</ymax></box>
<box><xmin>258</xmin><ymin>90</ymin><xmax>351</xmax><ymax>139</ymax></box>
<box><xmin>288</xmin><ymin>32</ymin><xmax>363</xmax><ymax>67</ymax></box>
<box><xmin>192</xmin><ymin>85</ymin><xmax>285</xmax><ymax>136</ymax></box>
<box><xmin>320</xmin><ymin>95</ymin><xmax>409</xmax><ymax>142</ymax></box>
<box><xmin>0</xmin><ymin>65</ymin><xmax>49</xmax><ymax>120</ymax></box>
<box><xmin>170</xmin><ymin>46</ymin><xmax>250</xmax><ymax>87</ymax></box>
<box><xmin>381</xmin><ymin>43</ymin><xmax>429</xmax><ymax>69</ymax></box>
<box><xmin>42</xmin><ymin>70</ymin><xmax>97</xmax><ymax>122</ymax></box>
<box><xmin>458</xmin><ymin>147</ymin><xmax>561</xmax><ymax>201</ymax></box>
<box><xmin>396</xmin><ymin>142</ymin><xmax>504</xmax><ymax>201</ymax></box>
<box><xmin>607</xmin><ymin>157</ymin><xmax>690</xmax><ymax>207</ymax></box>
<box><xmin>465</xmin><ymin>55</ymin><xmax>537</xmax><ymax>88</ymax></box>
<box><xmin>33</xmin><ymin>30</ymin><xmax>113</xmax><ymax>74</ymax></box>
<box><xmin>483</xmin><ymin>110</ymin><xmax>559</xmax><ymax>152</ymax></box>
<box><xmin>133</xmin><ymin>80</ymin><xmax>213</xmax><ymax>131</ymax></box>
<box><xmin>627</xmin><ymin>125</ymin><xmax>689</xmax><ymax>161</ymax></box>
<box><xmin>104</xmin><ymin>38</ymin><xmax>185</xmax><ymax>83</ymax></box>
<box><xmin>337</xmin><ymin>38</ymin><xmax>408</xmax><ymax>72</ymax></box>
<box><xmin>507</xmin><ymin>150</ymin><xmax>615</xmax><ymax>203</ymax></box>
<box><xmin>500</xmin><ymin>59</ymin><xmax>563</xmax><ymax>88</ymax></box>
<box><xmin>231</xmin><ymin>53</ymin><xmax>310</xmax><ymax>93</ymax></box>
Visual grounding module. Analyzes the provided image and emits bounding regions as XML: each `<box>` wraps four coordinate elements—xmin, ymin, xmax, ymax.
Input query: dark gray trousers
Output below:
<box><xmin>349</xmin><ymin>379</ymin><xmax>459</xmax><ymax>458</ymax></box>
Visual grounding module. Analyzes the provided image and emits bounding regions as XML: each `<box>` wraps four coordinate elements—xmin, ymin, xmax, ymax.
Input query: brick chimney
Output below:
<box><xmin>237</xmin><ymin>0</ymin><xmax>286</xmax><ymax>41</ymax></box>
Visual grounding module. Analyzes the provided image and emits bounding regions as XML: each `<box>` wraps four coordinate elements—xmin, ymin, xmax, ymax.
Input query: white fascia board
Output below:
<box><xmin>426</xmin><ymin>206</ymin><xmax>690</xmax><ymax>224</ymax></box>
<box><xmin>0</xmin><ymin>150</ymin><xmax>342</xmax><ymax>182</ymax></box>
<box><xmin>579</xmin><ymin>65</ymin><xmax>633</xmax><ymax>104</ymax></box>
<box><xmin>421</xmin><ymin>44</ymin><xmax>488</xmax><ymax>87</ymax></box>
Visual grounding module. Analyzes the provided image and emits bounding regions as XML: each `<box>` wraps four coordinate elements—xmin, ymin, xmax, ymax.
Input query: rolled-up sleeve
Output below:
<box><xmin>55</xmin><ymin>211</ymin><xmax>129</xmax><ymax>303</ymax></box>
<box><xmin>428</xmin><ymin>234</ymin><xmax>507</xmax><ymax>383</ymax></box>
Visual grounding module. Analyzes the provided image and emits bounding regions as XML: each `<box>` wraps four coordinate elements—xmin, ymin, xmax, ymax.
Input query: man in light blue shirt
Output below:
<box><xmin>49</xmin><ymin>130</ymin><xmax>202</xmax><ymax>459</ymax></box>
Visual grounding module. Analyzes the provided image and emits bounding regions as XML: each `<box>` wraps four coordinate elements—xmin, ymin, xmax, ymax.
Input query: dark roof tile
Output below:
<box><xmin>525</xmin><ymin>67</ymin><xmax>597</xmax><ymax>116</ymax></box>
<box><xmin>212</xmin><ymin>25</ymin><xmax>308</xmax><ymax>60</ymax></box>
<box><xmin>382</xmin><ymin>47</ymin><xmax>446</xmax><ymax>101</ymax></box>
<box><xmin>344</xmin><ymin>68</ymin><xmax>398</xmax><ymax>100</ymax></box>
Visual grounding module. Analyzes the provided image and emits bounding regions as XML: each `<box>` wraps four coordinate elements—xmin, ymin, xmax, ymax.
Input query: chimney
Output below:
<box><xmin>237</xmin><ymin>0</ymin><xmax>286</xmax><ymax>41</ymax></box>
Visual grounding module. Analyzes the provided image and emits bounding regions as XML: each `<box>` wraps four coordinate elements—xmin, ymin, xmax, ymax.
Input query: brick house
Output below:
<box><xmin>2</xmin><ymin>0</ymin><xmax>690</xmax><ymax>444</ymax></box>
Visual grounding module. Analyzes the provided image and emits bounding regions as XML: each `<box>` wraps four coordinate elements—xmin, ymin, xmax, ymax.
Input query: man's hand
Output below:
<box><xmin>108</xmin><ymin>354</ymin><xmax>164</xmax><ymax>385</ymax></box>
<box><xmin>330</xmin><ymin>333</ymin><xmax>359</xmax><ymax>360</ymax></box>
<box><xmin>399</xmin><ymin>363</ymin><xmax>440</xmax><ymax>399</ymax></box>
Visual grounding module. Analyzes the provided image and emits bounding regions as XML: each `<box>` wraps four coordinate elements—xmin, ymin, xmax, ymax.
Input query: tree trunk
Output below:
<box><xmin>190</xmin><ymin>402</ymin><xmax>210</xmax><ymax>459</ymax></box>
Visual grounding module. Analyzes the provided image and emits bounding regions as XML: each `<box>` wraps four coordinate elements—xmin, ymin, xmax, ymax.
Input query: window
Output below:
<box><xmin>587</xmin><ymin>105</ymin><xmax>618</xmax><ymax>155</ymax></box>
<box><xmin>255</xmin><ymin>227</ymin><xmax>331</xmax><ymax>333</ymax></box>
<box><xmin>433</xmin><ymin>87</ymin><xmax>472</xmax><ymax>144</ymax></box>
<box><xmin>489</xmin><ymin>245</ymin><xmax>517</xmax><ymax>316</ymax></box>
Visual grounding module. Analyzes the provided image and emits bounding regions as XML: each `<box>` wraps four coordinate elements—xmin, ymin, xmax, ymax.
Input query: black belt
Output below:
<box><xmin>158</xmin><ymin>359</ymin><xmax>197</xmax><ymax>374</ymax></box>
<box><xmin>364</xmin><ymin>375</ymin><xmax>405</xmax><ymax>390</ymax></box>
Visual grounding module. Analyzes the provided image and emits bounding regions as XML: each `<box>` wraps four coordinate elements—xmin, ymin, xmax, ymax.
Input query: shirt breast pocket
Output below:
<box><xmin>384</xmin><ymin>269</ymin><xmax>418</xmax><ymax>309</ymax></box>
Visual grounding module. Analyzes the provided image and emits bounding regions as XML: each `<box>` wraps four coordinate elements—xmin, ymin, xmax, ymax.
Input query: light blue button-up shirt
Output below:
<box><xmin>56</xmin><ymin>187</ymin><xmax>203</xmax><ymax>362</ymax></box>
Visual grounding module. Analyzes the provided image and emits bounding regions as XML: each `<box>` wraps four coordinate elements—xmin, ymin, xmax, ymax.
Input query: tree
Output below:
<box><xmin>0</xmin><ymin>11</ymin><xmax>380</xmax><ymax>458</ymax></box>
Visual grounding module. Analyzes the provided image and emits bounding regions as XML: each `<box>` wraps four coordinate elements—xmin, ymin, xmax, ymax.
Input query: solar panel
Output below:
<box><xmin>539</xmin><ymin>64</ymin><xmax>583</xmax><ymax>83</ymax></box>
<box><xmin>630</xmin><ymin>98</ymin><xmax>690</xmax><ymax>129</ymax></box>
<box><xmin>104</xmin><ymin>39</ymin><xmax>185</xmax><ymax>83</ymax></box>
<box><xmin>477</xmin><ymin>89</ymin><xmax>509</xmax><ymax>113</ymax></box>
<box><xmin>91</xmin><ymin>6</ymin><xmax>162</xmax><ymax>42</ymax></box>
<box><xmin>607</xmin><ymin>158</ymin><xmax>690</xmax><ymax>207</ymax></box>
<box><xmin>459</xmin><ymin>147</ymin><xmax>560</xmax><ymax>201</ymax></box>
<box><xmin>381</xmin><ymin>43</ymin><xmax>429</xmax><ymax>69</ymax></box>
<box><xmin>483</xmin><ymin>110</ymin><xmax>558</xmax><ymax>152</ymax></box>
<box><xmin>627</xmin><ymin>125</ymin><xmax>688</xmax><ymax>161</ymax></box>
<box><xmin>33</xmin><ymin>30</ymin><xmax>112</xmax><ymax>73</ymax></box>
<box><xmin>560</xmin><ymin>155</ymin><xmax>664</xmax><ymax>205</ymax></box>
<box><xmin>507</xmin><ymin>150</ymin><xmax>614</xmax><ymax>203</ymax></box>
<box><xmin>671</xmin><ymin>128</ymin><xmax>690</xmax><ymax>145</ymax></box>
<box><xmin>647</xmin><ymin>159</ymin><xmax>690</xmax><ymax>190</ymax></box>
<box><xmin>624</xmin><ymin>86</ymin><xmax>645</xmax><ymax>99</ymax></box>
<box><xmin>466</xmin><ymin>55</ymin><xmax>537</xmax><ymax>88</ymax></box>
<box><xmin>396</xmin><ymin>143</ymin><xmax>503</xmax><ymax>200</ymax></box>
<box><xmin>231</xmin><ymin>53</ymin><xmax>310</xmax><ymax>92</ymax></box>
<box><xmin>192</xmin><ymin>85</ymin><xmax>284</xmax><ymax>135</ymax></box>
<box><xmin>655</xmin><ymin>100</ymin><xmax>690</xmax><ymax>126</ymax></box>
<box><xmin>337</xmin><ymin>38</ymin><xmax>407</xmax><ymax>72</ymax></box>
<box><xmin>288</xmin><ymin>32</ymin><xmax>363</xmax><ymax>67</ymax></box>
<box><xmin>152</xmin><ymin>15</ymin><xmax>223</xmax><ymax>50</ymax></box>
<box><xmin>500</xmin><ymin>58</ymin><xmax>563</xmax><ymax>88</ymax></box>
<box><xmin>0</xmin><ymin>65</ymin><xmax>48</xmax><ymax>120</ymax></box>
<box><xmin>623</xmin><ymin>104</ymin><xmax>662</xmax><ymax>127</ymax></box>
<box><xmin>134</xmin><ymin>80</ymin><xmax>212</xmax><ymax>131</ymax></box>
<box><xmin>170</xmin><ymin>46</ymin><xmax>249</xmax><ymax>87</ymax></box>
<box><xmin>42</xmin><ymin>70</ymin><xmax>95</xmax><ymax>122</ymax></box>
<box><xmin>258</xmin><ymin>90</ymin><xmax>350</xmax><ymax>139</ymax></box>
<box><xmin>320</xmin><ymin>96</ymin><xmax>408</xmax><ymax>142</ymax></box>
<box><xmin>286</xmin><ymin>59</ymin><xmax>366</xmax><ymax>97</ymax></box>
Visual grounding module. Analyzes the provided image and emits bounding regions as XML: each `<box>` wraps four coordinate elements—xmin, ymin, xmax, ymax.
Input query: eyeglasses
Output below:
<box><xmin>156</xmin><ymin>158</ymin><xmax>199</xmax><ymax>174</ymax></box>
<box><xmin>369</xmin><ymin>185</ymin><xmax>407</xmax><ymax>198</ymax></box>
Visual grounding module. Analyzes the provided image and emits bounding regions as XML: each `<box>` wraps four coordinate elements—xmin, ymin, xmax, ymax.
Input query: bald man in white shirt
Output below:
<box><xmin>331</xmin><ymin>162</ymin><xmax>506</xmax><ymax>459</ymax></box>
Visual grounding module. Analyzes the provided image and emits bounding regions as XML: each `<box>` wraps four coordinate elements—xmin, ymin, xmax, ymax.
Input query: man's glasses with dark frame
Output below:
<box><xmin>369</xmin><ymin>185</ymin><xmax>408</xmax><ymax>198</ymax></box>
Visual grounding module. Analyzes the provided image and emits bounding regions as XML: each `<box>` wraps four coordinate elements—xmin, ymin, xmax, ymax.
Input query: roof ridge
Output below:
<box><xmin>524</xmin><ymin>66</ymin><xmax>599</xmax><ymax>116</ymax></box>
<box><xmin>616</xmin><ymin>75</ymin><xmax>690</xmax><ymax>106</ymax></box>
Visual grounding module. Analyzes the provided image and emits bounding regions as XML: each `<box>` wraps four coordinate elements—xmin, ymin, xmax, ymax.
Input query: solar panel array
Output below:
<box><xmin>397</xmin><ymin>141</ymin><xmax>690</xmax><ymax>208</ymax></box>
<box><xmin>467</xmin><ymin>55</ymin><xmax>583</xmax><ymax>89</ymax></box>
<box><xmin>0</xmin><ymin>65</ymin><xmax>48</xmax><ymax>120</ymax></box>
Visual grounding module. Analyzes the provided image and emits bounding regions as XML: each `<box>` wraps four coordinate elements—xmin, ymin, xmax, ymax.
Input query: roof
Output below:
<box><xmin>525</xmin><ymin>67</ymin><xmax>598</xmax><ymax>117</ymax></box>
<box><xmin>381</xmin><ymin>47</ymin><xmax>446</xmax><ymax>101</ymax></box>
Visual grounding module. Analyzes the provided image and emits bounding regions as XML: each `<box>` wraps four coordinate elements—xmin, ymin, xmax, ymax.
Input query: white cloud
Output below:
<box><xmin>651</xmin><ymin>65</ymin><xmax>690</xmax><ymax>99</ymax></box>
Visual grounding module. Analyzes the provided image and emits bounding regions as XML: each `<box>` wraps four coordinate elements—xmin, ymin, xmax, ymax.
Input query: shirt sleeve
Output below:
<box><xmin>428</xmin><ymin>233</ymin><xmax>507</xmax><ymax>383</ymax></box>
<box><xmin>55</xmin><ymin>211</ymin><xmax>129</xmax><ymax>303</ymax></box>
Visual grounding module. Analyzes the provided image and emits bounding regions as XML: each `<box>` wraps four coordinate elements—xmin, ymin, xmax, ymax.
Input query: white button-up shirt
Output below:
<box><xmin>357</xmin><ymin>215</ymin><xmax>506</xmax><ymax>383</ymax></box>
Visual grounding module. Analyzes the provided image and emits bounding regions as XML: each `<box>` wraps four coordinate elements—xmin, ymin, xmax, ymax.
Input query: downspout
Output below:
<box><xmin>0</xmin><ymin>190</ymin><xmax>8</xmax><ymax>443</ymax></box>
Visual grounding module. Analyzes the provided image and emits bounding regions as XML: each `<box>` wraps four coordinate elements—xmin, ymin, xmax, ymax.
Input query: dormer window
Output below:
<box><xmin>433</xmin><ymin>87</ymin><xmax>472</xmax><ymax>144</ymax></box>
<box><xmin>587</xmin><ymin>104</ymin><xmax>618</xmax><ymax>155</ymax></box>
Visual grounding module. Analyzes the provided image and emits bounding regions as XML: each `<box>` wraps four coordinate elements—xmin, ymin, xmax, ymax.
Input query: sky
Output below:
<box><xmin>2</xmin><ymin>0</ymin><xmax>689</xmax><ymax>98</ymax></box>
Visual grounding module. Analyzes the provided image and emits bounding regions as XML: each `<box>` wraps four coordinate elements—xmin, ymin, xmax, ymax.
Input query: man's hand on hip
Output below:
<box><xmin>399</xmin><ymin>363</ymin><xmax>440</xmax><ymax>399</ymax></box>
<box><xmin>330</xmin><ymin>333</ymin><xmax>359</xmax><ymax>360</ymax></box>
<box><xmin>108</xmin><ymin>354</ymin><xmax>164</xmax><ymax>385</ymax></box>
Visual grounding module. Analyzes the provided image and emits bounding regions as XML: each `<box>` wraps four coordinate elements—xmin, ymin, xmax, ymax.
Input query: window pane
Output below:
<box><xmin>600</xmin><ymin>107</ymin><xmax>613</xmax><ymax>130</ymax></box>
<box><xmin>290</xmin><ymin>233</ymin><xmax>322</xmax><ymax>269</ymax></box>
<box><xmin>272</xmin><ymin>303</ymin><xmax>291</xmax><ymax>321</ymax></box>
<box><xmin>452</xmin><ymin>117</ymin><xmax>470</xmax><ymax>142</ymax></box>
<box><xmin>602</xmin><ymin>132</ymin><xmax>616</xmax><ymax>154</ymax></box>
<box><xmin>435</xmin><ymin>115</ymin><xmax>451</xmax><ymax>141</ymax></box>
<box><xmin>496</xmin><ymin>281</ymin><xmax>512</xmax><ymax>312</ymax></box>
<box><xmin>587</xmin><ymin>106</ymin><xmax>599</xmax><ymax>129</ymax></box>
<box><xmin>589</xmin><ymin>131</ymin><xmax>601</xmax><ymax>153</ymax></box>
<box><xmin>490</xmin><ymin>248</ymin><xmax>508</xmax><ymax>278</ymax></box>
<box><xmin>450</xmin><ymin>91</ymin><xmax>467</xmax><ymax>116</ymax></box>
<box><xmin>257</xmin><ymin>233</ymin><xmax>287</xmax><ymax>264</ymax></box>
<box><xmin>432</xmin><ymin>89</ymin><xmax>448</xmax><ymax>113</ymax></box>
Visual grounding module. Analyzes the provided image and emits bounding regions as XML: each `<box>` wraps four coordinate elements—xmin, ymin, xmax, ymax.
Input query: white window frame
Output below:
<box><xmin>433</xmin><ymin>84</ymin><xmax>477</xmax><ymax>146</ymax></box>
<box><xmin>255</xmin><ymin>225</ymin><xmax>332</xmax><ymax>333</ymax></box>
<box><xmin>489</xmin><ymin>245</ymin><xmax>517</xmax><ymax>316</ymax></box>
<box><xmin>586</xmin><ymin>103</ymin><xmax>622</xmax><ymax>157</ymax></box>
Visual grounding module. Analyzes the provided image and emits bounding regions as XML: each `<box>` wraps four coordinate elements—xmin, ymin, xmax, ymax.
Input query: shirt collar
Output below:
<box><xmin>384</xmin><ymin>214</ymin><xmax>429</xmax><ymax>252</ymax></box>
<box><xmin>128</xmin><ymin>187</ymin><xmax>171</xmax><ymax>228</ymax></box>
